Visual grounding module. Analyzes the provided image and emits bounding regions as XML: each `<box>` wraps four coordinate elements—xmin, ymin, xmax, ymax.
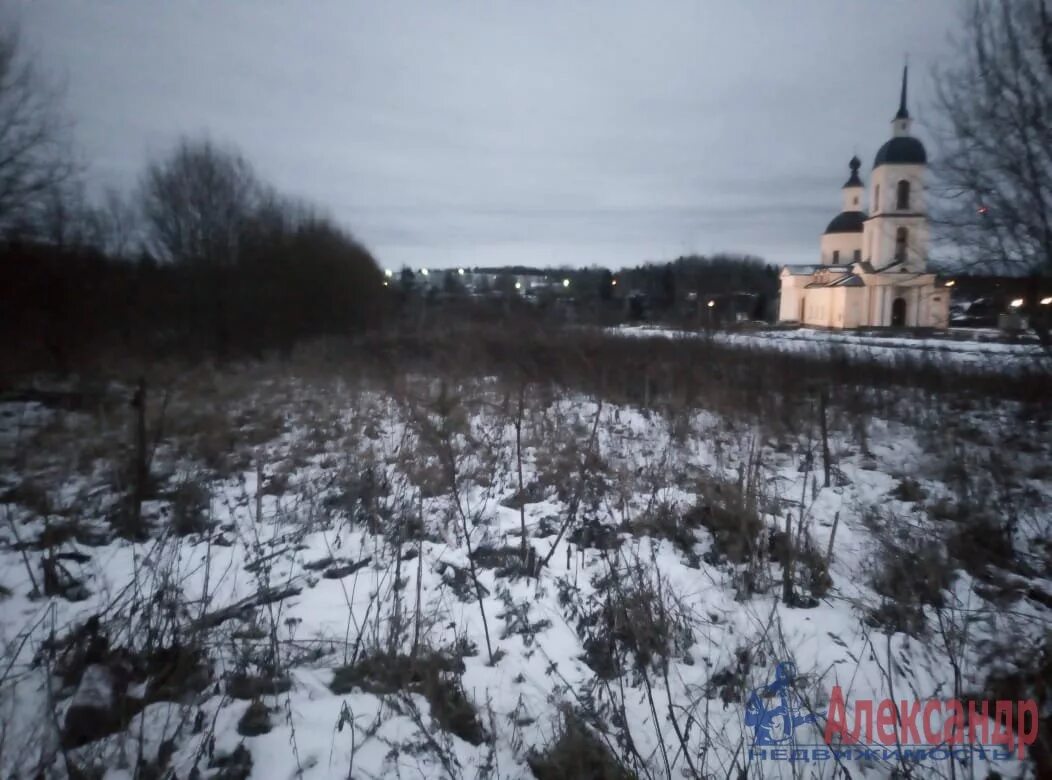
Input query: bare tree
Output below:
<box><xmin>87</xmin><ymin>187</ymin><xmax>141</xmax><ymax>259</ymax></box>
<box><xmin>140</xmin><ymin>137</ymin><xmax>262</xmax><ymax>354</ymax></box>
<box><xmin>36</xmin><ymin>178</ymin><xmax>90</xmax><ymax>248</ymax></box>
<box><xmin>140</xmin><ymin>137</ymin><xmax>260</xmax><ymax>266</ymax></box>
<box><xmin>933</xmin><ymin>0</ymin><xmax>1052</xmax><ymax>279</ymax></box>
<box><xmin>0</xmin><ymin>24</ymin><xmax>75</xmax><ymax>234</ymax></box>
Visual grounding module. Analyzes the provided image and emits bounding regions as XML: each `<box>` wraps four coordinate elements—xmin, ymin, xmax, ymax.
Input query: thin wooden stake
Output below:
<box><xmin>826</xmin><ymin>511</ymin><xmax>840</xmax><ymax>565</ymax></box>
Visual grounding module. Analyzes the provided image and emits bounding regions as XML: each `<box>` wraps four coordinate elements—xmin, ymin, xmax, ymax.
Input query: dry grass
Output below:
<box><xmin>527</xmin><ymin>708</ymin><xmax>636</xmax><ymax>780</ymax></box>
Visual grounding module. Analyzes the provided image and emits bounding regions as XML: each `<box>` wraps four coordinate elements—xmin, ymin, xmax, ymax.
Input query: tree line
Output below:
<box><xmin>0</xmin><ymin>25</ymin><xmax>385</xmax><ymax>373</ymax></box>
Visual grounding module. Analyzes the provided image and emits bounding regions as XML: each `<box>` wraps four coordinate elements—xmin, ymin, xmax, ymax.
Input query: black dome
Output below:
<box><xmin>824</xmin><ymin>211</ymin><xmax>866</xmax><ymax>234</ymax></box>
<box><xmin>873</xmin><ymin>136</ymin><xmax>927</xmax><ymax>167</ymax></box>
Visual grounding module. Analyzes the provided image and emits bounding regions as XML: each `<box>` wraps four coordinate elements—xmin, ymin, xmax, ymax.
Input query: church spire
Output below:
<box><xmin>890</xmin><ymin>63</ymin><xmax>913</xmax><ymax>138</ymax></box>
<box><xmin>843</xmin><ymin>155</ymin><xmax>863</xmax><ymax>188</ymax></box>
<box><xmin>895</xmin><ymin>64</ymin><xmax>909</xmax><ymax>120</ymax></box>
<box><xmin>841</xmin><ymin>156</ymin><xmax>864</xmax><ymax>211</ymax></box>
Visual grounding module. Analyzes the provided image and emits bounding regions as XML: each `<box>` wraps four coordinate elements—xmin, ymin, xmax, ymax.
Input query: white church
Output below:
<box><xmin>778</xmin><ymin>68</ymin><xmax>950</xmax><ymax>329</ymax></box>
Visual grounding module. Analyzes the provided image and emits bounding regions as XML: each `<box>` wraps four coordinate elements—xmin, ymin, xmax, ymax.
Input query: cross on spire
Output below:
<box><xmin>895</xmin><ymin>62</ymin><xmax>909</xmax><ymax>120</ymax></box>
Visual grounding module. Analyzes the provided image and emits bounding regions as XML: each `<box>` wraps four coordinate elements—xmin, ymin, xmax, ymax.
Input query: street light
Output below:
<box><xmin>458</xmin><ymin>268</ymin><xmax>465</xmax><ymax>275</ymax></box>
<box><xmin>944</xmin><ymin>279</ymin><xmax>955</xmax><ymax>287</ymax></box>
<box><xmin>611</xmin><ymin>278</ymin><xmax>618</xmax><ymax>286</ymax></box>
<box><xmin>384</xmin><ymin>269</ymin><xmax>393</xmax><ymax>278</ymax></box>
<box><xmin>1040</xmin><ymin>296</ymin><xmax>1052</xmax><ymax>305</ymax></box>
<box><xmin>1009</xmin><ymin>298</ymin><xmax>1024</xmax><ymax>308</ymax></box>
<box><xmin>421</xmin><ymin>268</ymin><xmax>429</xmax><ymax>276</ymax></box>
<box><xmin>514</xmin><ymin>281</ymin><xmax>521</xmax><ymax>290</ymax></box>
<box><xmin>562</xmin><ymin>278</ymin><xmax>570</xmax><ymax>288</ymax></box>
<box><xmin>707</xmin><ymin>300</ymin><xmax>715</xmax><ymax>308</ymax></box>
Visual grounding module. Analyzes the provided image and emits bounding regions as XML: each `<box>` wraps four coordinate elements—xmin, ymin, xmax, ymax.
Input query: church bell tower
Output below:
<box><xmin>862</xmin><ymin>66</ymin><xmax>929</xmax><ymax>272</ymax></box>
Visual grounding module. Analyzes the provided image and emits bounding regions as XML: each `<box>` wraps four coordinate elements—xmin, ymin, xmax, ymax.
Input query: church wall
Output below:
<box><xmin>799</xmin><ymin>288</ymin><xmax>818</xmax><ymax>326</ymax></box>
<box><xmin>915</xmin><ymin>279</ymin><xmax>950</xmax><ymax>328</ymax></box>
<box><xmin>842</xmin><ymin>288</ymin><xmax>866</xmax><ymax>329</ymax></box>
<box><xmin>867</xmin><ymin>284</ymin><xmax>890</xmax><ymax>327</ymax></box>
<box><xmin>831</xmin><ymin>287</ymin><xmax>848</xmax><ymax>328</ymax></box>
<box><xmin>856</xmin><ymin>276</ymin><xmax>950</xmax><ymax>328</ymax></box>
<box><xmin>870</xmin><ymin>164</ymin><xmax>926</xmax><ymax>217</ymax></box>
<box><xmin>930</xmin><ymin>291</ymin><xmax>949</xmax><ymax>328</ymax></box>
<box><xmin>778</xmin><ymin>280</ymin><xmax>802</xmax><ymax>321</ymax></box>
<box><xmin>785</xmin><ymin>277</ymin><xmax>948</xmax><ymax>329</ymax></box>
<box><xmin>819</xmin><ymin>232</ymin><xmax>863</xmax><ymax>266</ymax></box>
<box><xmin>866</xmin><ymin>163</ymin><xmax>928</xmax><ymax>271</ymax></box>
<box><xmin>870</xmin><ymin>283</ymin><xmax>910</xmax><ymax>327</ymax></box>
<box><xmin>867</xmin><ymin>215</ymin><xmax>929</xmax><ymax>270</ymax></box>
<box><xmin>801</xmin><ymin>287</ymin><xmax>837</xmax><ymax>328</ymax></box>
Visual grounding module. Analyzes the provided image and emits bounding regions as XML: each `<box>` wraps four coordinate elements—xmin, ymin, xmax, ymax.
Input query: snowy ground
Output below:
<box><xmin>0</xmin><ymin>357</ymin><xmax>1049</xmax><ymax>778</ymax></box>
<box><xmin>614</xmin><ymin>325</ymin><xmax>1051</xmax><ymax>373</ymax></box>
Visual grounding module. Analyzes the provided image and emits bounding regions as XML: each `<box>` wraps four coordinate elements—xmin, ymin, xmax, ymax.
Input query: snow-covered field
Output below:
<box><xmin>0</xmin><ymin>354</ymin><xmax>1049</xmax><ymax>779</ymax></box>
<box><xmin>614</xmin><ymin>325</ymin><xmax>1051</xmax><ymax>373</ymax></box>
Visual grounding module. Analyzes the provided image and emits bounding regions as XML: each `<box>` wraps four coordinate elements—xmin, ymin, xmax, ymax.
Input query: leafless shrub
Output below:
<box><xmin>630</xmin><ymin>499</ymin><xmax>699</xmax><ymax>563</ymax></box>
<box><xmin>579</xmin><ymin>552</ymin><xmax>693</xmax><ymax>680</ymax></box>
<box><xmin>975</xmin><ymin>633</ymin><xmax>1052</xmax><ymax>777</ymax></box>
<box><xmin>527</xmin><ymin>707</ymin><xmax>637</xmax><ymax>780</ymax></box>
<box><xmin>864</xmin><ymin>513</ymin><xmax>955</xmax><ymax>636</ymax></box>
<box><xmin>236</xmin><ymin>700</ymin><xmax>272</xmax><ymax>737</ymax></box>
<box><xmin>946</xmin><ymin>511</ymin><xmax>1017</xmax><ymax>580</ymax></box>
<box><xmin>768</xmin><ymin>525</ymin><xmax>833</xmax><ymax>606</ymax></box>
<box><xmin>890</xmin><ymin>476</ymin><xmax>927</xmax><ymax>502</ymax></box>
<box><xmin>168</xmin><ymin>476</ymin><xmax>212</xmax><ymax>536</ymax></box>
<box><xmin>687</xmin><ymin>474</ymin><xmax>764</xmax><ymax>565</ymax></box>
<box><xmin>330</xmin><ymin>649</ymin><xmax>485</xmax><ymax>745</ymax></box>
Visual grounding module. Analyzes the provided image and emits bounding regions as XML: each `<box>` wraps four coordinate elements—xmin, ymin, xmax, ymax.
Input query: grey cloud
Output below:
<box><xmin>21</xmin><ymin>0</ymin><xmax>960</xmax><ymax>269</ymax></box>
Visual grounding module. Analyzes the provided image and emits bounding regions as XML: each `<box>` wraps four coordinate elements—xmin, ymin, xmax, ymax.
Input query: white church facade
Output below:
<box><xmin>778</xmin><ymin>68</ymin><xmax>950</xmax><ymax>329</ymax></box>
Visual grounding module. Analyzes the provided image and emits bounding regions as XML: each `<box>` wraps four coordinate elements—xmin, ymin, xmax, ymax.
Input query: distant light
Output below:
<box><xmin>384</xmin><ymin>269</ymin><xmax>393</xmax><ymax>278</ymax></box>
<box><xmin>1009</xmin><ymin>298</ymin><xmax>1024</xmax><ymax>308</ymax></box>
<box><xmin>611</xmin><ymin>278</ymin><xmax>618</xmax><ymax>286</ymax></box>
<box><xmin>514</xmin><ymin>281</ymin><xmax>521</xmax><ymax>290</ymax></box>
<box><xmin>978</xmin><ymin>205</ymin><xmax>989</xmax><ymax>215</ymax></box>
<box><xmin>421</xmin><ymin>268</ymin><xmax>429</xmax><ymax>276</ymax></box>
<box><xmin>707</xmin><ymin>299</ymin><xmax>715</xmax><ymax>308</ymax></box>
<box><xmin>1041</xmin><ymin>296</ymin><xmax>1052</xmax><ymax>305</ymax></box>
<box><xmin>944</xmin><ymin>280</ymin><xmax>955</xmax><ymax>287</ymax></box>
<box><xmin>383</xmin><ymin>280</ymin><xmax>389</xmax><ymax>287</ymax></box>
<box><xmin>458</xmin><ymin>268</ymin><xmax>465</xmax><ymax>275</ymax></box>
<box><xmin>562</xmin><ymin>278</ymin><xmax>570</xmax><ymax>288</ymax></box>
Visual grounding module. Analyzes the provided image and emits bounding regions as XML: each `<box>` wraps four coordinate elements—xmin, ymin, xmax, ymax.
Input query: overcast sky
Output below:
<box><xmin>20</xmin><ymin>1</ymin><xmax>960</xmax><ymax>269</ymax></box>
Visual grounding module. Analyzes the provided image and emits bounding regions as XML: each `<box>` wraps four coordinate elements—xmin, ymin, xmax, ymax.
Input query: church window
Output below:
<box><xmin>896</xmin><ymin>180</ymin><xmax>910</xmax><ymax>210</ymax></box>
<box><xmin>895</xmin><ymin>227</ymin><xmax>908</xmax><ymax>261</ymax></box>
<box><xmin>832</xmin><ymin>250</ymin><xmax>840</xmax><ymax>265</ymax></box>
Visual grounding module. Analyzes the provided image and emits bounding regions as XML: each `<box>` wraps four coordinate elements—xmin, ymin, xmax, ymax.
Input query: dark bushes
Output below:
<box><xmin>0</xmin><ymin>220</ymin><xmax>387</xmax><ymax>372</ymax></box>
<box><xmin>329</xmin><ymin>651</ymin><xmax>484</xmax><ymax>745</ymax></box>
<box><xmin>236</xmin><ymin>700</ymin><xmax>272</xmax><ymax>736</ymax></box>
<box><xmin>528</xmin><ymin>709</ymin><xmax>637</xmax><ymax>780</ymax></box>
<box><xmin>864</xmin><ymin>515</ymin><xmax>956</xmax><ymax>635</ymax></box>
<box><xmin>580</xmin><ymin>565</ymin><xmax>693</xmax><ymax>679</ymax></box>
<box><xmin>688</xmin><ymin>478</ymin><xmax>763</xmax><ymax>565</ymax></box>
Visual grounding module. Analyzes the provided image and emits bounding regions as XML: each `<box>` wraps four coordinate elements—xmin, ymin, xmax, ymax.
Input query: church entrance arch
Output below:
<box><xmin>891</xmin><ymin>297</ymin><xmax>907</xmax><ymax>327</ymax></box>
